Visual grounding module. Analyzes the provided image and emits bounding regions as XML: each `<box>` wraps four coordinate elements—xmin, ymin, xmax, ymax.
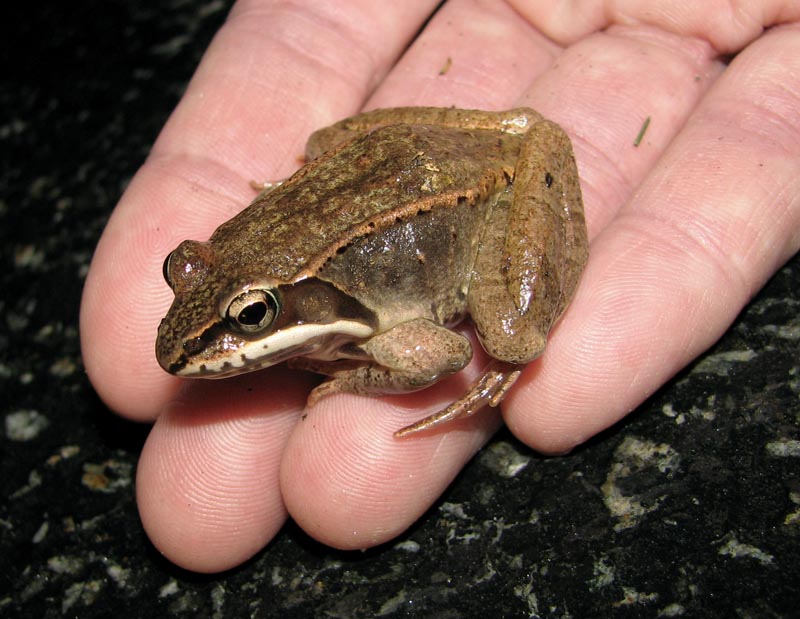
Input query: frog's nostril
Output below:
<box><xmin>183</xmin><ymin>337</ymin><xmax>205</xmax><ymax>356</ymax></box>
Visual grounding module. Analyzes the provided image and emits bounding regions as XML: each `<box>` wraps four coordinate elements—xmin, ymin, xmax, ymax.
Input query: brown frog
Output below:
<box><xmin>157</xmin><ymin>107</ymin><xmax>588</xmax><ymax>436</ymax></box>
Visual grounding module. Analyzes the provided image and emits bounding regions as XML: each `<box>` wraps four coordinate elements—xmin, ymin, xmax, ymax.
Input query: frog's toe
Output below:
<box><xmin>394</xmin><ymin>362</ymin><xmax>522</xmax><ymax>438</ymax></box>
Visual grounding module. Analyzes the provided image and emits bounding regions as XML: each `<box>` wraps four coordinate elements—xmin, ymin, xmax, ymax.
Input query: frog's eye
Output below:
<box><xmin>227</xmin><ymin>290</ymin><xmax>279</xmax><ymax>332</ymax></box>
<box><xmin>162</xmin><ymin>252</ymin><xmax>175</xmax><ymax>286</ymax></box>
<box><xmin>162</xmin><ymin>241</ymin><xmax>213</xmax><ymax>291</ymax></box>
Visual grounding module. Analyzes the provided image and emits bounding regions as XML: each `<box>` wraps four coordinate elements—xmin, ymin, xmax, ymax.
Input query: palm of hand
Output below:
<box><xmin>79</xmin><ymin>1</ymin><xmax>800</xmax><ymax>572</ymax></box>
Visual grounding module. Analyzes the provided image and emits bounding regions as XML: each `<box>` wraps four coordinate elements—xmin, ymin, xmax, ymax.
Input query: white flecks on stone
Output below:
<box><xmin>789</xmin><ymin>366</ymin><xmax>800</xmax><ymax>395</ymax></box>
<box><xmin>439</xmin><ymin>502</ymin><xmax>468</xmax><ymax>520</ymax></box>
<box><xmin>150</xmin><ymin>34</ymin><xmax>191</xmax><ymax>57</ymax></box>
<box><xmin>394</xmin><ymin>539</ymin><xmax>420</xmax><ymax>553</ymax></box>
<box><xmin>588</xmin><ymin>555</ymin><xmax>615</xmax><ymax>591</ymax></box>
<box><xmin>474</xmin><ymin>560</ymin><xmax>498</xmax><ymax>584</ymax></box>
<box><xmin>601</xmin><ymin>436</ymin><xmax>681</xmax><ymax>531</ymax></box>
<box><xmin>718</xmin><ymin>536</ymin><xmax>775</xmax><ymax>565</ymax></box>
<box><xmin>784</xmin><ymin>491</ymin><xmax>800</xmax><ymax>526</ymax></box>
<box><xmin>479</xmin><ymin>440</ymin><xmax>531</xmax><ymax>478</ymax></box>
<box><xmin>81</xmin><ymin>460</ymin><xmax>133</xmax><ymax>493</ymax></box>
<box><xmin>658</xmin><ymin>602</ymin><xmax>687</xmax><ymax>617</ymax></box>
<box><xmin>211</xmin><ymin>583</ymin><xmax>226</xmax><ymax>619</ymax></box>
<box><xmin>377</xmin><ymin>589</ymin><xmax>407</xmax><ymax>616</ymax></box>
<box><xmin>760</xmin><ymin>317</ymin><xmax>800</xmax><ymax>340</ymax></box>
<box><xmin>10</xmin><ymin>470</ymin><xmax>43</xmax><ymax>499</ymax></box>
<box><xmin>662</xmin><ymin>401</ymin><xmax>717</xmax><ymax>425</ymax></box>
<box><xmin>662</xmin><ymin>403</ymin><xmax>678</xmax><ymax>418</ymax></box>
<box><xmin>765</xmin><ymin>438</ymin><xmax>800</xmax><ymax>457</ymax></box>
<box><xmin>614</xmin><ymin>586</ymin><xmax>659</xmax><ymax>607</ymax></box>
<box><xmin>159</xmin><ymin>578</ymin><xmax>180</xmax><ymax>598</ymax></box>
<box><xmin>49</xmin><ymin>357</ymin><xmax>77</xmax><ymax>377</ymax></box>
<box><xmin>13</xmin><ymin>243</ymin><xmax>46</xmax><ymax>269</ymax></box>
<box><xmin>46</xmin><ymin>445</ymin><xmax>81</xmax><ymax>466</ymax></box>
<box><xmin>513</xmin><ymin>577</ymin><xmax>540</xmax><ymax>618</ymax></box>
<box><xmin>32</xmin><ymin>520</ymin><xmax>49</xmax><ymax>544</ymax></box>
<box><xmin>62</xmin><ymin>580</ymin><xmax>103</xmax><ymax>614</ymax></box>
<box><xmin>48</xmin><ymin>554</ymin><xmax>86</xmax><ymax>575</ymax></box>
<box><xmin>106</xmin><ymin>563</ymin><xmax>131</xmax><ymax>589</ymax></box>
<box><xmin>691</xmin><ymin>349</ymin><xmax>757</xmax><ymax>377</ymax></box>
<box><xmin>5</xmin><ymin>409</ymin><xmax>49</xmax><ymax>441</ymax></box>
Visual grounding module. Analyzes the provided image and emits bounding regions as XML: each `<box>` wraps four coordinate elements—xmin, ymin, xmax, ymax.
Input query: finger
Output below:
<box><xmin>80</xmin><ymin>1</ymin><xmax>439</xmax><ymax>420</ymax></box>
<box><xmin>506</xmin><ymin>23</ymin><xmax>800</xmax><ymax>453</ymax></box>
<box><xmin>519</xmin><ymin>25</ymin><xmax>723</xmax><ymax>235</ymax></box>
<box><xmin>154</xmin><ymin>0</ymin><xmax>441</xmax><ymax>174</ymax></box>
<box><xmin>367</xmin><ymin>0</ymin><xmax>562</xmax><ymax>110</ymax></box>
<box><xmin>136</xmin><ymin>369</ymin><xmax>311</xmax><ymax>572</ymax></box>
<box><xmin>511</xmin><ymin>0</ymin><xmax>800</xmax><ymax>53</ymax></box>
<box><xmin>281</xmin><ymin>362</ymin><xmax>502</xmax><ymax>550</ymax></box>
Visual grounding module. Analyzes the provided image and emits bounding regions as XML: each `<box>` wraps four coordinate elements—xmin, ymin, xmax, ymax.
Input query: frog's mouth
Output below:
<box><xmin>177</xmin><ymin>345</ymin><xmax>312</xmax><ymax>378</ymax></box>
<box><xmin>172</xmin><ymin>320</ymin><xmax>376</xmax><ymax>378</ymax></box>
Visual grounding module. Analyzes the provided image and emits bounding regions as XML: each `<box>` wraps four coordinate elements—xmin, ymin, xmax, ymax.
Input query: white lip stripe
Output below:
<box><xmin>179</xmin><ymin>320</ymin><xmax>374</xmax><ymax>375</ymax></box>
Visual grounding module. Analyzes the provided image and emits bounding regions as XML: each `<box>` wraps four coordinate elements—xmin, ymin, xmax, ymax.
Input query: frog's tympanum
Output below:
<box><xmin>157</xmin><ymin>107</ymin><xmax>588</xmax><ymax>437</ymax></box>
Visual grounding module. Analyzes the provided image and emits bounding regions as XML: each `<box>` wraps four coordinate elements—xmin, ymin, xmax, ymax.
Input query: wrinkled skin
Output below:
<box><xmin>80</xmin><ymin>0</ymin><xmax>800</xmax><ymax>573</ymax></box>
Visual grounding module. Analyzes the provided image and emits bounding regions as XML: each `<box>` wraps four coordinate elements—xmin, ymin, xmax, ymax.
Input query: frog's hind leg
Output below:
<box><xmin>512</xmin><ymin>119</ymin><xmax>588</xmax><ymax>304</ymax></box>
<box><xmin>305</xmin><ymin>107</ymin><xmax>543</xmax><ymax>159</ymax></box>
<box><xmin>468</xmin><ymin>118</ymin><xmax>587</xmax><ymax>366</ymax></box>
<box><xmin>393</xmin><ymin>361</ymin><xmax>522</xmax><ymax>438</ymax></box>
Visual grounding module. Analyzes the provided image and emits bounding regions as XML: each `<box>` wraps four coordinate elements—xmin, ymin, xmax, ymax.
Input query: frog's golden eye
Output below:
<box><xmin>227</xmin><ymin>290</ymin><xmax>279</xmax><ymax>332</ymax></box>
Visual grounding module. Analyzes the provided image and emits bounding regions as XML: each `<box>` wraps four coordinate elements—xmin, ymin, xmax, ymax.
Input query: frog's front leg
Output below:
<box><xmin>293</xmin><ymin>318</ymin><xmax>473</xmax><ymax>404</ymax></box>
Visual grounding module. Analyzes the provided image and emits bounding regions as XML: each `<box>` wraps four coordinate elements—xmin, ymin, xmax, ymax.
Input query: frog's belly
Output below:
<box><xmin>318</xmin><ymin>201</ymin><xmax>488</xmax><ymax>329</ymax></box>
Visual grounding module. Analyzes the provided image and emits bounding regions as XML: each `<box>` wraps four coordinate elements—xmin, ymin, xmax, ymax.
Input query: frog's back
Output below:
<box><xmin>209</xmin><ymin>123</ymin><xmax>522</xmax><ymax>283</ymax></box>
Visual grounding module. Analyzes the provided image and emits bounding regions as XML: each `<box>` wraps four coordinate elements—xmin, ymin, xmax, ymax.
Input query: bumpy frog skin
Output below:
<box><xmin>157</xmin><ymin>107</ymin><xmax>588</xmax><ymax>436</ymax></box>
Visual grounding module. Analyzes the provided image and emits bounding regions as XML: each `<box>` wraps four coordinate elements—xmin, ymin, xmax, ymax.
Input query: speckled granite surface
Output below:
<box><xmin>2</xmin><ymin>2</ymin><xmax>799</xmax><ymax>617</ymax></box>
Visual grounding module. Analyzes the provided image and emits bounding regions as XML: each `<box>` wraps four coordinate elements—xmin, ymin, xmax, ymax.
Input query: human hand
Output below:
<box><xmin>79</xmin><ymin>1</ymin><xmax>800</xmax><ymax>572</ymax></box>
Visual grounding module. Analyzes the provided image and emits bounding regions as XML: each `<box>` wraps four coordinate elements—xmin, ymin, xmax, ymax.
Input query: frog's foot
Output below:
<box><xmin>394</xmin><ymin>361</ymin><xmax>522</xmax><ymax>438</ymax></box>
<box><xmin>286</xmin><ymin>358</ymin><xmax>364</xmax><ymax>406</ymax></box>
<box><xmin>305</xmin><ymin>380</ymin><xmax>339</xmax><ymax>407</ymax></box>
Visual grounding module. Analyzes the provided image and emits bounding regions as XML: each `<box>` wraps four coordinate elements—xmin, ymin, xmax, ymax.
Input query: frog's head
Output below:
<box><xmin>155</xmin><ymin>239</ymin><xmax>377</xmax><ymax>378</ymax></box>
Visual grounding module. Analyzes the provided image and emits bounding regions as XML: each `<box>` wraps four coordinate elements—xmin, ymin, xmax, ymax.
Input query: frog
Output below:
<box><xmin>156</xmin><ymin>107</ymin><xmax>588</xmax><ymax>437</ymax></box>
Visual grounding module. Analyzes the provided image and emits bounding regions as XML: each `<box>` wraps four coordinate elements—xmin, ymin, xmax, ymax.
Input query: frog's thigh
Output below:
<box><xmin>468</xmin><ymin>195</ymin><xmax>550</xmax><ymax>364</ymax></box>
<box><xmin>469</xmin><ymin>121</ymin><xmax>584</xmax><ymax>365</ymax></box>
<box><xmin>513</xmin><ymin>119</ymin><xmax>588</xmax><ymax>299</ymax></box>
